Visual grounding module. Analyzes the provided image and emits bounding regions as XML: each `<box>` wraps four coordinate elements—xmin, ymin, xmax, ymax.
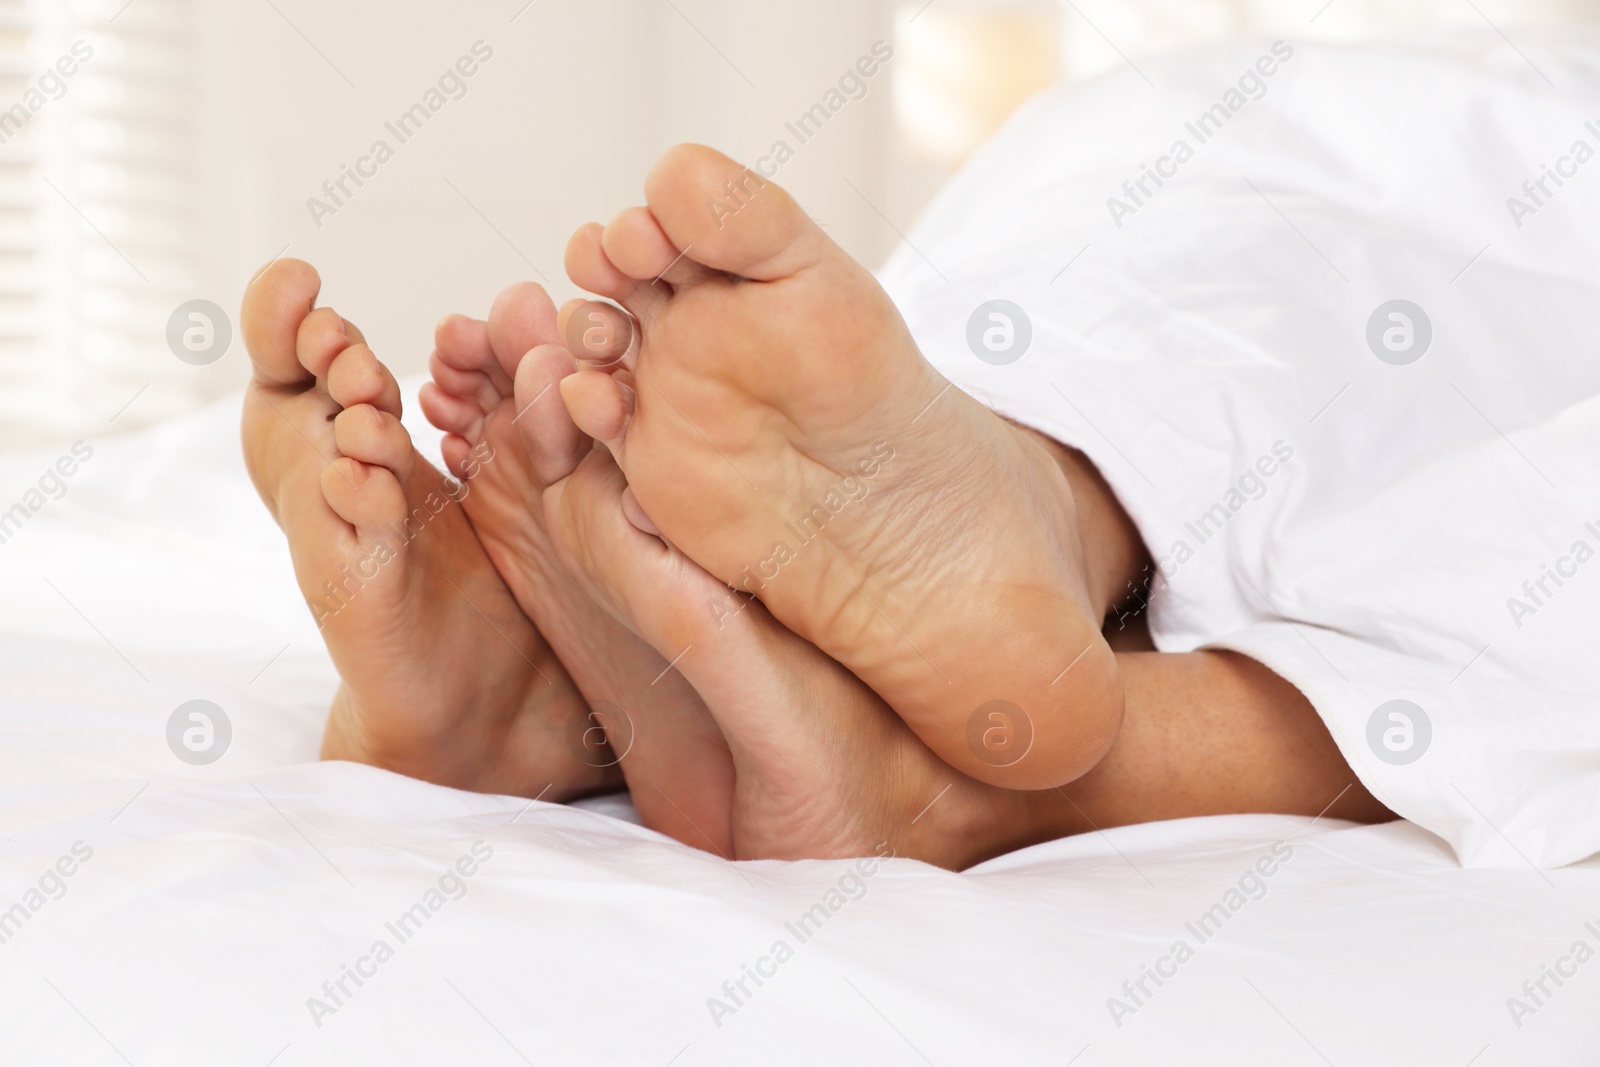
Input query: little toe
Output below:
<box><xmin>242</xmin><ymin>258</ymin><xmax>322</xmax><ymax>390</ymax></box>
<box><xmin>333</xmin><ymin>403</ymin><xmax>416</xmax><ymax>479</ymax></box>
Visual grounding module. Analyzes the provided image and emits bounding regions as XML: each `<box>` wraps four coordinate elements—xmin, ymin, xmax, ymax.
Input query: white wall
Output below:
<box><xmin>188</xmin><ymin>0</ymin><xmax>901</xmax><ymax>403</ymax></box>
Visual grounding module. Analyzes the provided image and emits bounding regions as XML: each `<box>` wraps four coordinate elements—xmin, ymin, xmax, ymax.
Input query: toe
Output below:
<box><xmin>560</xmin><ymin>369</ymin><xmax>634</xmax><ymax>461</ymax></box>
<box><xmin>321</xmin><ymin>456</ymin><xmax>407</xmax><ymax>540</ymax></box>
<box><xmin>565</xmin><ymin>223</ymin><xmax>670</xmax><ymax>324</ymax></box>
<box><xmin>513</xmin><ymin>343</ymin><xmax>589</xmax><ymax>486</ymax></box>
<box><xmin>296</xmin><ymin>307</ymin><xmax>355</xmax><ymax>380</ymax></box>
<box><xmin>434</xmin><ymin>314</ymin><xmax>511</xmax><ymax>395</ymax></box>
<box><xmin>420</xmin><ymin>381</ymin><xmax>486</xmax><ymax>442</ymax></box>
<box><xmin>644</xmin><ymin>144</ymin><xmax>826</xmax><ymax>281</ymax></box>
<box><xmin>438</xmin><ymin>435</ymin><xmax>481</xmax><ymax>482</ymax></box>
<box><xmin>601</xmin><ymin>206</ymin><xmax>711</xmax><ymax>287</ymax></box>
<box><xmin>327</xmin><ymin>342</ymin><xmax>403</xmax><ymax>417</ymax></box>
<box><xmin>426</xmin><ymin>352</ymin><xmax>500</xmax><ymax>415</ymax></box>
<box><xmin>557</xmin><ymin>299</ymin><xmax>637</xmax><ymax>370</ymax></box>
<box><xmin>565</xmin><ymin>222</ymin><xmax>634</xmax><ymax>300</ymax></box>
<box><xmin>242</xmin><ymin>258</ymin><xmax>322</xmax><ymax>390</ymax></box>
<box><xmin>487</xmin><ymin>281</ymin><xmax>561</xmax><ymax>379</ymax></box>
<box><xmin>333</xmin><ymin>404</ymin><xmax>417</xmax><ymax>478</ymax></box>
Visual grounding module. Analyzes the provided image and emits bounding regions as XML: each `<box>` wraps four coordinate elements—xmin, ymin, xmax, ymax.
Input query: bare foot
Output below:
<box><xmin>239</xmin><ymin>259</ymin><xmax>613</xmax><ymax>800</ymax></box>
<box><xmin>539</xmin><ymin>444</ymin><xmax>1051</xmax><ymax>869</ymax></box>
<box><xmin>418</xmin><ymin>282</ymin><xmax>736</xmax><ymax>854</ymax></box>
<box><xmin>558</xmin><ymin>145</ymin><xmax>1124</xmax><ymax>790</ymax></box>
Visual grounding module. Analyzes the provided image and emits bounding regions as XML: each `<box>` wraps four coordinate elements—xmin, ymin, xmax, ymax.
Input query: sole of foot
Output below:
<box><xmin>558</xmin><ymin>144</ymin><xmax>1123</xmax><ymax>790</ymax></box>
<box><xmin>542</xmin><ymin>445</ymin><xmax>1042</xmax><ymax>869</ymax></box>
<box><xmin>239</xmin><ymin>258</ymin><xmax>611</xmax><ymax>800</ymax></box>
<box><xmin>419</xmin><ymin>282</ymin><xmax>736</xmax><ymax>855</ymax></box>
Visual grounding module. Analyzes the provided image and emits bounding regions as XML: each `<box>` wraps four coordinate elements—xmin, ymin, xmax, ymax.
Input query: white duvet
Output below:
<box><xmin>3</xmin><ymin>30</ymin><xmax>1599</xmax><ymax>1067</ymax></box>
<box><xmin>881</xmin><ymin>30</ymin><xmax>1600</xmax><ymax>871</ymax></box>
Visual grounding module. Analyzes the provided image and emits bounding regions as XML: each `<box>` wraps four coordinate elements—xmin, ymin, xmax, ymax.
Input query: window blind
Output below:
<box><xmin>1</xmin><ymin>0</ymin><xmax>199</xmax><ymax>447</ymax></box>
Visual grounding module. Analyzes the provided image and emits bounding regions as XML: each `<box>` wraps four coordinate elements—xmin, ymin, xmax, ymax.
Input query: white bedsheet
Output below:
<box><xmin>881</xmin><ymin>30</ymin><xmax>1600</xmax><ymax>871</ymax></box>
<box><xmin>3</xmin><ymin>32</ymin><xmax>1600</xmax><ymax>1067</ymax></box>
<box><xmin>0</xmin><ymin>359</ymin><xmax>1594</xmax><ymax>1067</ymax></box>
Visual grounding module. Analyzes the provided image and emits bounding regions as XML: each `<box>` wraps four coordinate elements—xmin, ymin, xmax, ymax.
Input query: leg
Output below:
<box><xmin>239</xmin><ymin>259</ymin><xmax>616</xmax><ymax>800</ymax></box>
<box><xmin>1054</xmin><ymin>650</ymin><xmax>1393</xmax><ymax>831</ymax></box>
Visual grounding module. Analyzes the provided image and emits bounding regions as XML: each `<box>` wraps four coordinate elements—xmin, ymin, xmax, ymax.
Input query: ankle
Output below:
<box><xmin>1012</xmin><ymin>423</ymin><xmax>1150</xmax><ymax>618</ymax></box>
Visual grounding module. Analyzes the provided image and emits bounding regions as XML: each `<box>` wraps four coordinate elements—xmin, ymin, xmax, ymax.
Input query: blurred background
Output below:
<box><xmin>2</xmin><ymin>0</ymin><xmax>1597</xmax><ymax>447</ymax></box>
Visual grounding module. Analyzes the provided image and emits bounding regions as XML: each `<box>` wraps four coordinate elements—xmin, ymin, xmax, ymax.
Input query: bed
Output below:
<box><xmin>6</xmin><ymin>30</ymin><xmax>1600</xmax><ymax>1067</ymax></box>
<box><xmin>0</xmin><ymin>391</ymin><xmax>1593</xmax><ymax>1065</ymax></box>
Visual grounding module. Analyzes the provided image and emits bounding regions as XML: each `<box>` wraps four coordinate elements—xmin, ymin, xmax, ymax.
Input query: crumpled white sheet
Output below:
<box><xmin>0</xmin><ymin>301</ymin><xmax>1592</xmax><ymax>1067</ymax></box>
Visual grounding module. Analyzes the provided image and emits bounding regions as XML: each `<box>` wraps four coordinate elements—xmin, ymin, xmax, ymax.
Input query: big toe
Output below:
<box><xmin>243</xmin><ymin>258</ymin><xmax>322</xmax><ymax>390</ymax></box>
<box><xmin>644</xmin><ymin>144</ymin><xmax>828</xmax><ymax>281</ymax></box>
<box><xmin>488</xmin><ymin>281</ymin><xmax>560</xmax><ymax>378</ymax></box>
<box><xmin>513</xmin><ymin>343</ymin><xmax>588</xmax><ymax>487</ymax></box>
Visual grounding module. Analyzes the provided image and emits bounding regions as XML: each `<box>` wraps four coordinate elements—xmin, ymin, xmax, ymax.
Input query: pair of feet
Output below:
<box><xmin>240</xmin><ymin>146</ymin><xmax>1127</xmax><ymax>869</ymax></box>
